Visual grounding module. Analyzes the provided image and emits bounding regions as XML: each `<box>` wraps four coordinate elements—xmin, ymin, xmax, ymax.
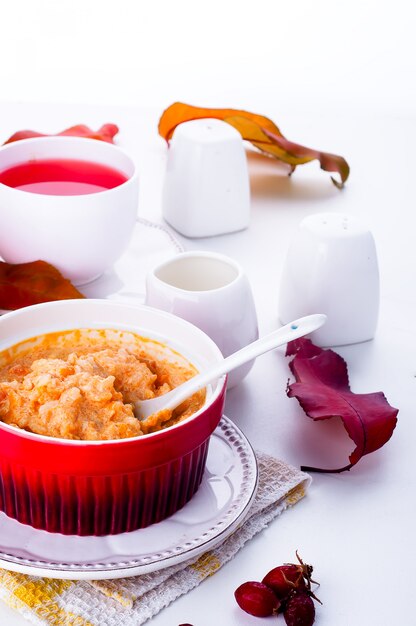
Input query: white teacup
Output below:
<box><xmin>145</xmin><ymin>251</ymin><xmax>259</xmax><ymax>387</ymax></box>
<box><xmin>0</xmin><ymin>136</ymin><xmax>139</xmax><ymax>285</ymax></box>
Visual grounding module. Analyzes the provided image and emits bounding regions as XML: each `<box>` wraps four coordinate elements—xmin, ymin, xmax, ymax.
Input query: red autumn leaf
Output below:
<box><xmin>2</xmin><ymin>123</ymin><xmax>119</xmax><ymax>146</ymax></box>
<box><xmin>0</xmin><ymin>260</ymin><xmax>85</xmax><ymax>310</ymax></box>
<box><xmin>286</xmin><ymin>338</ymin><xmax>398</xmax><ymax>473</ymax></box>
<box><xmin>158</xmin><ymin>102</ymin><xmax>350</xmax><ymax>188</ymax></box>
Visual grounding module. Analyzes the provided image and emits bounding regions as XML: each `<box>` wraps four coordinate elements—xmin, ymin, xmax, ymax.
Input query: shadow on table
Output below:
<box><xmin>80</xmin><ymin>270</ymin><xmax>125</xmax><ymax>299</ymax></box>
<box><xmin>246</xmin><ymin>151</ymin><xmax>340</xmax><ymax>203</ymax></box>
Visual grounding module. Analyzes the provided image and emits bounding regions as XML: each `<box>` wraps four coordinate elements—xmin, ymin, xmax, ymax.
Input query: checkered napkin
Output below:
<box><xmin>0</xmin><ymin>452</ymin><xmax>310</xmax><ymax>626</ymax></box>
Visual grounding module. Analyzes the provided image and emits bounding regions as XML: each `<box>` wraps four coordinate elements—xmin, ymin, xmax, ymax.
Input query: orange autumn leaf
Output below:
<box><xmin>0</xmin><ymin>260</ymin><xmax>85</xmax><ymax>310</ymax></box>
<box><xmin>158</xmin><ymin>103</ymin><xmax>349</xmax><ymax>188</ymax></box>
<box><xmin>3</xmin><ymin>123</ymin><xmax>119</xmax><ymax>146</ymax></box>
<box><xmin>158</xmin><ymin>104</ymin><xmax>282</xmax><ymax>140</ymax></box>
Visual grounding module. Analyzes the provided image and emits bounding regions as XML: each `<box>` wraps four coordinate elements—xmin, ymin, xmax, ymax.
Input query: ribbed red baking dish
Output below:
<box><xmin>0</xmin><ymin>300</ymin><xmax>226</xmax><ymax>535</ymax></box>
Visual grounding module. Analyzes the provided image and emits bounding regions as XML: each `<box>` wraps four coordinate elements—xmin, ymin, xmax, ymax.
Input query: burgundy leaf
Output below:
<box><xmin>286</xmin><ymin>338</ymin><xmax>398</xmax><ymax>473</ymax></box>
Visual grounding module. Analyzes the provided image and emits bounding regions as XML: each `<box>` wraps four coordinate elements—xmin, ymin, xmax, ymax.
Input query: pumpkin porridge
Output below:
<box><xmin>0</xmin><ymin>329</ymin><xmax>205</xmax><ymax>440</ymax></box>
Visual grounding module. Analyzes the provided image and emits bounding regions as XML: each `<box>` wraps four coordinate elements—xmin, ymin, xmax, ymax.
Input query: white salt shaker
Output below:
<box><xmin>162</xmin><ymin>119</ymin><xmax>250</xmax><ymax>238</ymax></box>
<box><xmin>279</xmin><ymin>213</ymin><xmax>380</xmax><ymax>346</ymax></box>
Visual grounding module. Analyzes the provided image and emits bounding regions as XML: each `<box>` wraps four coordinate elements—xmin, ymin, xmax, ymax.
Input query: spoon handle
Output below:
<box><xmin>161</xmin><ymin>313</ymin><xmax>326</xmax><ymax>412</ymax></box>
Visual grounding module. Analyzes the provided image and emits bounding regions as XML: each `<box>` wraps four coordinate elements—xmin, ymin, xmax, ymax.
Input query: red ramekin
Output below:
<box><xmin>0</xmin><ymin>300</ymin><xmax>226</xmax><ymax>535</ymax></box>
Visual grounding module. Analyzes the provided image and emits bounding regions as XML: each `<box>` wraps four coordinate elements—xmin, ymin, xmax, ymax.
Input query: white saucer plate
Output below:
<box><xmin>0</xmin><ymin>416</ymin><xmax>258</xmax><ymax>580</ymax></box>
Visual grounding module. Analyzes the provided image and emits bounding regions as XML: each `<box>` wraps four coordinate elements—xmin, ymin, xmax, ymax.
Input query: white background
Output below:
<box><xmin>0</xmin><ymin>2</ymin><xmax>416</xmax><ymax>625</ymax></box>
<box><xmin>1</xmin><ymin>0</ymin><xmax>415</xmax><ymax>115</ymax></box>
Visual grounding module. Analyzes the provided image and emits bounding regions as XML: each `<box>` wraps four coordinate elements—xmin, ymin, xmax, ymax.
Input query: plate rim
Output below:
<box><xmin>0</xmin><ymin>416</ymin><xmax>258</xmax><ymax>580</ymax></box>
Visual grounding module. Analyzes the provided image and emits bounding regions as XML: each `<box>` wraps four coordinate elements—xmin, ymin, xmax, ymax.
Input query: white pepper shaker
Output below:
<box><xmin>279</xmin><ymin>213</ymin><xmax>380</xmax><ymax>346</ymax></box>
<box><xmin>162</xmin><ymin>119</ymin><xmax>250</xmax><ymax>238</ymax></box>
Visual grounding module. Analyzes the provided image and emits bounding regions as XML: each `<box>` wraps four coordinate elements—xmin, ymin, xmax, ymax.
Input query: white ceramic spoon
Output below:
<box><xmin>135</xmin><ymin>313</ymin><xmax>326</xmax><ymax>420</ymax></box>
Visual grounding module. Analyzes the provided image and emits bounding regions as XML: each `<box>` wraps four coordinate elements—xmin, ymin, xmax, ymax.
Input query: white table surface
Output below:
<box><xmin>0</xmin><ymin>102</ymin><xmax>415</xmax><ymax>626</ymax></box>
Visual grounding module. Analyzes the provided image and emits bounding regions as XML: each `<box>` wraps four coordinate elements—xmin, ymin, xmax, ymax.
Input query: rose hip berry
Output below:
<box><xmin>263</xmin><ymin>551</ymin><xmax>319</xmax><ymax>605</ymax></box>
<box><xmin>262</xmin><ymin>564</ymin><xmax>308</xmax><ymax>600</ymax></box>
<box><xmin>234</xmin><ymin>581</ymin><xmax>281</xmax><ymax>617</ymax></box>
<box><xmin>234</xmin><ymin>553</ymin><xmax>320</xmax><ymax>622</ymax></box>
<box><xmin>284</xmin><ymin>592</ymin><xmax>316</xmax><ymax>626</ymax></box>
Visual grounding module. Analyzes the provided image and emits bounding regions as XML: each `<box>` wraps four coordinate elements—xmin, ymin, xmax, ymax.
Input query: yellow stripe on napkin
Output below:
<box><xmin>0</xmin><ymin>570</ymin><xmax>91</xmax><ymax>626</ymax></box>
